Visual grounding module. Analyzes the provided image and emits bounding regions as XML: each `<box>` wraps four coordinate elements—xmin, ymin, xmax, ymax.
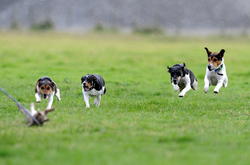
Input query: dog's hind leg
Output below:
<box><xmin>192</xmin><ymin>80</ymin><xmax>198</xmax><ymax>90</ymax></box>
<box><xmin>223</xmin><ymin>77</ymin><xmax>228</xmax><ymax>88</ymax></box>
<box><xmin>94</xmin><ymin>95</ymin><xmax>101</xmax><ymax>107</ymax></box>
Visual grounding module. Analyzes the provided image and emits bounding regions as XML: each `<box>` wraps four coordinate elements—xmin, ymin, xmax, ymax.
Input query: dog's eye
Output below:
<box><xmin>46</xmin><ymin>87</ymin><xmax>50</xmax><ymax>90</ymax></box>
<box><xmin>41</xmin><ymin>87</ymin><xmax>44</xmax><ymax>89</ymax></box>
<box><xmin>213</xmin><ymin>59</ymin><xmax>218</xmax><ymax>62</ymax></box>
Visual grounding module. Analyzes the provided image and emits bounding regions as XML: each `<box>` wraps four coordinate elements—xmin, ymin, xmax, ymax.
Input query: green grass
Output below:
<box><xmin>0</xmin><ymin>32</ymin><xmax>250</xmax><ymax>165</ymax></box>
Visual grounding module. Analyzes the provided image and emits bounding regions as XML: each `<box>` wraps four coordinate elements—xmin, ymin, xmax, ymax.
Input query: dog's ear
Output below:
<box><xmin>81</xmin><ymin>76</ymin><xmax>86</xmax><ymax>83</ymax></box>
<box><xmin>182</xmin><ymin>63</ymin><xmax>187</xmax><ymax>75</ymax></box>
<box><xmin>37</xmin><ymin>77</ymin><xmax>43</xmax><ymax>82</ymax></box>
<box><xmin>88</xmin><ymin>75</ymin><xmax>97</xmax><ymax>87</ymax></box>
<box><xmin>50</xmin><ymin>81</ymin><xmax>56</xmax><ymax>90</ymax></box>
<box><xmin>167</xmin><ymin>66</ymin><xmax>171</xmax><ymax>72</ymax></box>
<box><xmin>205</xmin><ymin>47</ymin><xmax>211</xmax><ymax>56</ymax></box>
<box><xmin>218</xmin><ymin>49</ymin><xmax>225</xmax><ymax>58</ymax></box>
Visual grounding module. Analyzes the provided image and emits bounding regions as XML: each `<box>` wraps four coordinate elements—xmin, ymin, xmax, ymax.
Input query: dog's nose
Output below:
<box><xmin>83</xmin><ymin>83</ymin><xmax>88</xmax><ymax>88</ymax></box>
<box><xmin>173</xmin><ymin>80</ymin><xmax>177</xmax><ymax>84</ymax></box>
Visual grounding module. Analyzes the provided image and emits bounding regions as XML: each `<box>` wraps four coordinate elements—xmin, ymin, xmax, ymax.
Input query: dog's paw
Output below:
<box><xmin>213</xmin><ymin>90</ymin><xmax>219</xmax><ymax>94</ymax></box>
<box><xmin>204</xmin><ymin>87</ymin><xmax>209</xmax><ymax>93</ymax></box>
<box><xmin>36</xmin><ymin>100</ymin><xmax>41</xmax><ymax>103</ymax></box>
<box><xmin>173</xmin><ymin>86</ymin><xmax>180</xmax><ymax>91</ymax></box>
<box><xmin>94</xmin><ymin>102</ymin><xmax>100</xmax><ymax>107</ymax></box>
<box><xmin>178</xmin><ymin>93</ymin><xmax>184</xmax><ymax>97</ymax></box>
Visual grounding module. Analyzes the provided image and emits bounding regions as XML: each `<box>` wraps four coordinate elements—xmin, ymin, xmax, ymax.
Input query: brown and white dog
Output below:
<box><xmin>35</xmin><ymin>76</ymin><xmax>61</xmax><ymax>109</ymax></box>
<box><xmin>204</xmin><ymin>47</ymin><xmax>228</xmax><ymax>94</ymax></box>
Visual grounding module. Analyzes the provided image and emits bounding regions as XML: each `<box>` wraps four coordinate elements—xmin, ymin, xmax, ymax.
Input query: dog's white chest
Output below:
<box><xmin>87</xmin><ymin>88</ymin><xmax>104</xmax><ymax>96</ymax></box>
<box><xmin>205</xmin><ymin>63</ymin><xmax>227</xmax><ymax>86</ymax></box>
<box><xmin>208</xmin><ymin>72</ymin><xmax>219</xmax><ymax>85</ymax></box>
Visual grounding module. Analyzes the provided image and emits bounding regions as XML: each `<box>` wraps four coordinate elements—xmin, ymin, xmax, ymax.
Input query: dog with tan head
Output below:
<box><xmin>35</xmin><ymin>76</ymin><xmax>61</xmax><ymax>109</ymax></box>
<box><xmin>204</xmin><ymin>47</ymin><xmax>228</xmax><ymax>94</ymax></box>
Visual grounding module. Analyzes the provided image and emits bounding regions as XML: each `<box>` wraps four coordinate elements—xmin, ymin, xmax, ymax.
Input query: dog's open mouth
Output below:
<box><xmin>84</xmin><ymin>86</ymin><xmax>90</xmax><ymax>91</ymax></box>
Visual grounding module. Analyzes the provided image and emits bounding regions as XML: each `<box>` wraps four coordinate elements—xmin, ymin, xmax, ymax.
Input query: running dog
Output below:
<box><xmin>167</xmin><ymin>63</ymin><xmax>198</xmax><ymax>97</ymax></box>
<box><xmin>204</xmin><ymin>47</ymin><xmax>228</xmax><ymax>94</ymax></box>
<box><xmin>81</xmin><ymin>74</ymin><xmax>106</xmax><ymax>108</ymax></box>
<box><xmin>35</xmin><ymin>76</ymin><xmax>61</xmax><ymax>109</ymax></box>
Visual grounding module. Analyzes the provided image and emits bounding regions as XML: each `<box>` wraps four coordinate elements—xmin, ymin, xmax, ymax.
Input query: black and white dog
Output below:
<box><xmin>167</xmin><ymin>63</ymin><xmax>198</xmax><ymax>97</ymax></box>
<box><xmin>35</xmin><ymin>77</ymin><xmax>61</xmax><ymax>109</ymax></box>
<box><xmin>204</xmin><ymin>47</ymin><xmax>228</xmax><ymax>94</ymax></box>
<box><xmin>81</xmin><ymin>74</ymin><xmax>106</xmax><ymax>108</ymax></box>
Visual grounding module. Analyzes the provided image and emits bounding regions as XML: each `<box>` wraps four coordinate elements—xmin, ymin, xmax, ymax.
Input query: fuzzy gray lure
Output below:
<box><xmin>0</xmin><ymin>88</ymin><xmax>41</xmax><ymax>126</ymax></box>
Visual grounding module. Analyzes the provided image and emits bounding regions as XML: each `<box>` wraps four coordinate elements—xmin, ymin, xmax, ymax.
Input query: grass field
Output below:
<box><xmin>0</xmin><ymin>32</ymin><xmax>250</xmax><ymax>165</ymax></box>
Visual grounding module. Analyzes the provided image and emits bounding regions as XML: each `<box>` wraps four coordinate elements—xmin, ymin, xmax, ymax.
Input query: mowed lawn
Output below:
<box><xmin>0</xmin><ymin>32</ymin><xmax>250</xmax><ymax>165</ymax></box>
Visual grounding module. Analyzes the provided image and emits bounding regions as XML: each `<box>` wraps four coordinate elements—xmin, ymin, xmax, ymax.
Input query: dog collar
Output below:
<box><xmin>214</xmin><ymin>64</ymin><xmax>223</xmax><ymax>76</ymax></box>
<box><xmin>214</xmin><ymin>64</ymin><xmax>223</xmax><ymax>72</ymax></box>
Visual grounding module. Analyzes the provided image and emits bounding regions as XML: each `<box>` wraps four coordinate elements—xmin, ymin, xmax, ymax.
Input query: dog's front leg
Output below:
<box><xmin>35</xmin><ymin>93</ymin><xmax>41</xmax><ymax>102</ymax></box>
<box><xmin>172</xmin><ymin>83</ymin><xmax>179</xmax><ymax>91</ymax></box>
<box><xmin>179</xmin><ymin>85</ymin><xmax>191</xmax><ymax>97</ymax></box>
<box><xmin>204</xmin><ymin>75</ymin><xmax>210</xmax><ymax>93</ymax></box>
<box><xmin>178</xmin><ymin>75</ymin><xmax>191</xmax><ymax>97</ymax></box>
<box><xmin>214</xmin><ymin>79</ymin><xmax>224</xmax><ymax>94</ymax></box>
<box><xmin>55</xmin><ymin>88</ymin><xmax>61</xmax><ymax>101</ymax></box>
<box><xmin>94</xmin><ymin>95</ymin><xmax>101</xmax><ymax>107</ymax></box>
<box><xmin>47</xmin><ymin>94</ymin><xmax>54</xmax><ymax>109</ymax></box>
<box><xmin>223</xmin><ymin>76</ymin><xmax>228</xmax><ymax>88</ymax></box>
<box><xmin>83</xmin><ymin>92</ymin><xmax>90</xmax><ymax>108</ymax></box>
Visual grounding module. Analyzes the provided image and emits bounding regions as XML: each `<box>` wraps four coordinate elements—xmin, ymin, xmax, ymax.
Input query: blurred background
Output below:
<box><xmin>1</xmin><ymin>0</ymin><xmax>250</xmax><ymax>36</ymax></box>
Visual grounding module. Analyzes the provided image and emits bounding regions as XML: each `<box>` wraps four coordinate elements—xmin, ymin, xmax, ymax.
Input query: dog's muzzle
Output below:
<box><xmin>83</xmin><ymin>86</ymin><xmax>89</xmax><ymax>91</ymax></box>
<box><xmin>83</xmin><ymin>84</ymin><xmax>92</xmax><ymax>91</ymax></box>
<box><xmin>173</xmin><ymin>79</ymin><xmax>178</xmax><ymax>84</ymax></box>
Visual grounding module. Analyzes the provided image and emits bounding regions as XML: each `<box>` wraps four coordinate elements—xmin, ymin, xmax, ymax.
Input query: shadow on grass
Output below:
<box><xmin>157</xmin><ymin>136</ymin><xmax>195</xmax><ymax>144</ymax></box>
